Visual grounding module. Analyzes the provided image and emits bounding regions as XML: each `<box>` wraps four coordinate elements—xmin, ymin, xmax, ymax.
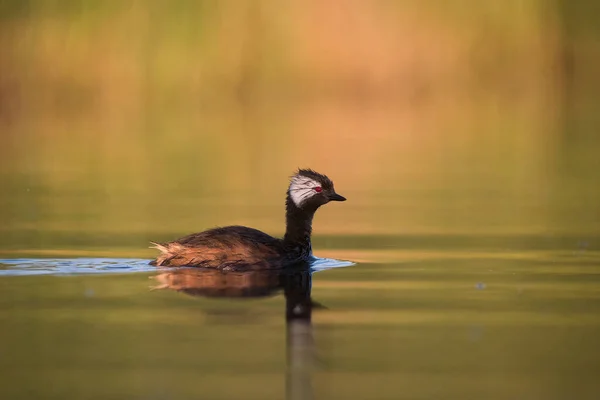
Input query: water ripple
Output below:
<box><xmin>0</xmin><ymin>257</ymin><xmax>354</xmax><ymax>276</ymax></box>
<box><xmin>0</xmin><ymin>258</ymin><xmax>156</xmax><ymax>276</ymax></box>
<box><xmin>309</xmin><ymin>257</ymin><xmax>355</xmax><ymax>271</ymax></box>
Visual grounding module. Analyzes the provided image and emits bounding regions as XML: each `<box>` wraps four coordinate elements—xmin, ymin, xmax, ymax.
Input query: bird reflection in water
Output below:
<box><xmin>151</xmin><ymin>260</ymin><xmax>334</xmax><ymax>400</ymax></box>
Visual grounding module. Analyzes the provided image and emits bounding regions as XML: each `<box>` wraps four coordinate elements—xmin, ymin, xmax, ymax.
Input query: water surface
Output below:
<box><xmin>1</xmin><ymin>239</ymin><xmax>599</xmax><ymax>400</ymax></box>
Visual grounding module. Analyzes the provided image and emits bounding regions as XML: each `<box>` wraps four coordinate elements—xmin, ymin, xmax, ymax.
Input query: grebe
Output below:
<box><xmin>149</xmin><ymin>169</ymin><xmax>346</xmax><ymax>270</ymax></box>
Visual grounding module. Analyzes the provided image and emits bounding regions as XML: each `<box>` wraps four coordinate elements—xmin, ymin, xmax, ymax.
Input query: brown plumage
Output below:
<box><xmin>149</xmin><ymin>169</ymin><xmax>346</xmax><ymax>270</ymax></box>
<box><xmin>149</xmin><ymin>226</ymin><xmax>283</xmax><ymax>270</ymax></box>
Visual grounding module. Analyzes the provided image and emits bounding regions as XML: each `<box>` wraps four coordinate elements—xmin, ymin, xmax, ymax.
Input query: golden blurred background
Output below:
<box><xmin>0</xmin><ymin>0</ymin><xmax>599</xmax><ymax>256</ymax></box>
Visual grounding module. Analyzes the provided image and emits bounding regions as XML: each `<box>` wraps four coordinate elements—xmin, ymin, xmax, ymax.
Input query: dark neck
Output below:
<box><xmin>283</xmin><ymin>194</ymin><xmax>316</xmax><ymax>251</ymax></box>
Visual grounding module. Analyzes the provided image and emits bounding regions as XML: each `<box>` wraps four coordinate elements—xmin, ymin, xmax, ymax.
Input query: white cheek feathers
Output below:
<box><xmin>289</xmin><ymin>176</ymin><xmax>321</xmax><ymax>207</ymax></box>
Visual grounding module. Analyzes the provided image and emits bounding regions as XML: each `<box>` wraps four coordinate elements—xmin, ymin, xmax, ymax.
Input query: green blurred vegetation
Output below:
<box><xmin>0</xmin><ymin>1</ymin><xmax>599</xmax><ymax>256</ymax></box>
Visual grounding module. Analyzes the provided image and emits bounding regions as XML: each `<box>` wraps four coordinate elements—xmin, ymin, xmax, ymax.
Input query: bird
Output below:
<box><xmin>149</xmin><ymin>169</ymin><xmax>346</xmax><ymax>270</ymax></box>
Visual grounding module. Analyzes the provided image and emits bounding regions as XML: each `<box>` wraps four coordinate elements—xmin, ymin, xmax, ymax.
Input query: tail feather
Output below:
<box><xmin>149</xmin><ymin>241</ymin><xmax>169</xmax><ymax>253</ymax></box>
<box><xmin>149</xmin><ymin>241</ymin><xmax>214</xmax><ymax>268</ymax></box>
<box><xmin>149</xmin><ymin>241</ymin><xmax>171</xmax><ymax>267</ymax></box>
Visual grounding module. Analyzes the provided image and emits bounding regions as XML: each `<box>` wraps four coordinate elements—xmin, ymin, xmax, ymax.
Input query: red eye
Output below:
<box><xmin>314</xmin><ymin>186</ymin><xmax>322</xmax><ymax>193</ymax></box>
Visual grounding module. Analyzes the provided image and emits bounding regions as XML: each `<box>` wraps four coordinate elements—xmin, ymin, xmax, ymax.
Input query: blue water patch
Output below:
<box><xmin>0</xmin><ymin>258</ymin><xmax>156</xmax><ymax>276</ymax></box>
<box><xmin>310</xmin><ymin>257</ymin><xmax>355</xmax><ymax>272</ymax></box>
<box><xmin>0</xmin><ymin>256</ymin><xmax>354</xmax><ymax>276</ymax></box>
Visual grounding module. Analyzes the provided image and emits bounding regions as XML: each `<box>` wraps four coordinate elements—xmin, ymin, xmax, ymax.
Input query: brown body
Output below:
<box><xmin>149</xmin><ymin>169</ymin><xmax>346</xmax><ymax>270</ymax></box>
<box><xmin>150</xmin><ymin>226</ymin><xmax>289</xmax><ymax>270</ymax></box>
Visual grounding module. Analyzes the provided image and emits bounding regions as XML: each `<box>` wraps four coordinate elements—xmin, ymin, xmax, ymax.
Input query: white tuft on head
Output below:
<box><xmin>289</xmin><ymin>175</ymin><xmax>321</xmax><ymax>207</ymax></box>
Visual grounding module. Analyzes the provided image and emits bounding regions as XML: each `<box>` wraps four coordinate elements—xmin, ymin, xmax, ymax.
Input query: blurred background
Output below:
<box><xmin>1</xmin><ymin>0</ymin><xmax>599</xmax><ymax>257</ymax></box>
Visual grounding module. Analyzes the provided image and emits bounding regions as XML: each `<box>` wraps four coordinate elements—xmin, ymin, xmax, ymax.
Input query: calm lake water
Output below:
<box><xmin>1</xmin><ymin>235</ymin><xmax>600</xmax><ymax>400</ymax></box>
<box><xmin>2</xmin><ymin>101</ymin><xmax>600</xmax><ymax>399</ymax></box>
<box><xmin>2</xmin><ymin>100</ymin><xmax>600</xmax><ymax>399</ymax></box>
